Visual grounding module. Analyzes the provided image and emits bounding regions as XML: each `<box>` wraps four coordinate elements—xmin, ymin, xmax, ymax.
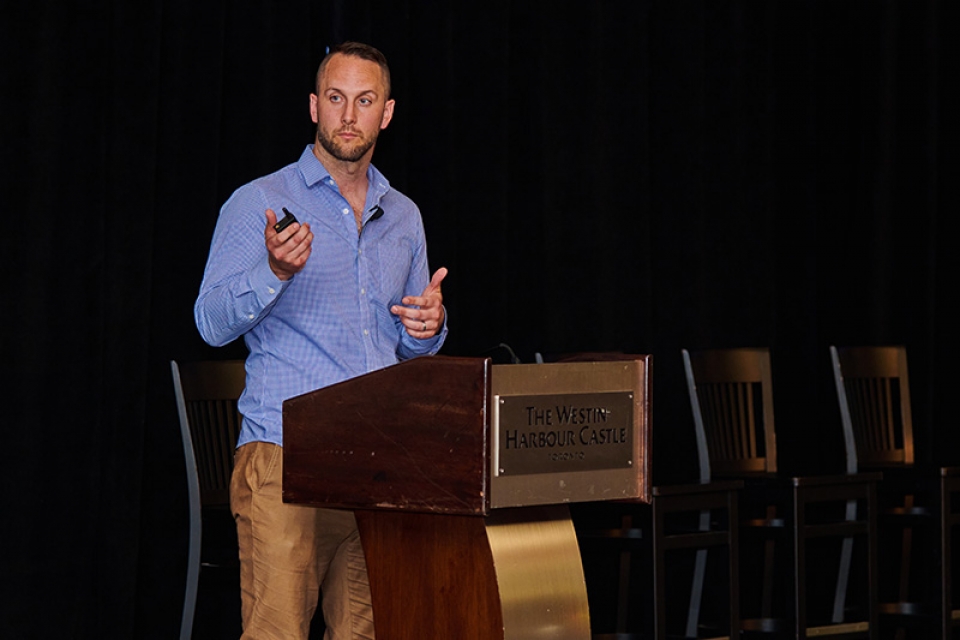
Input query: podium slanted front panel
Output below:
<box><xmin>282</xmin><ymin>356</ymin><xmax>491</xmax><ymax>516</ymax></box>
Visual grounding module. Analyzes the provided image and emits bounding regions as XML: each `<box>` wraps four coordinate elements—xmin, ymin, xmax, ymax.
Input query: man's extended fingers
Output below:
<box><xmin>396</xmin><ymin>296</ymin><xmax>424</xmax><ymax>311</ymax></box>
<box><xmin>423</xmin><ymin>267</ymin><xmax>448</xmax><ymax>295</ymax></box>
<box><xmin>399</xmin><ymin>267</ymin><xmax>448</xmax><ymax>308</ymax></box>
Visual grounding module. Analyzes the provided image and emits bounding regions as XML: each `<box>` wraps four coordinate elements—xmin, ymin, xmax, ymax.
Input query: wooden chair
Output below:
<box><xmin>170</xmin><ymin>359</ymin><xmax>246</xmax><ymax>640</ymax></box>
<box><xmin>569</xmin><ymin>352</ymin><xmax>742</xmax><ymax>639</ymax></box>
<box><xmin>830</xmin><ymin>345</ymin><xmax>960</xmax><ymax>639</ymax></box>
<box><xmin>683</xmin><ymin>347</ymin><xmax>879</xmax><ymax>638</ymax></box>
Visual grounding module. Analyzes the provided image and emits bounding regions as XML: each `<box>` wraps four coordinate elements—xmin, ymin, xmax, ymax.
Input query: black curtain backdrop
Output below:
<box><xmin>2</xmin><ymin>1</ymin><xmax>956</xmax><ymax>637</ymax></box>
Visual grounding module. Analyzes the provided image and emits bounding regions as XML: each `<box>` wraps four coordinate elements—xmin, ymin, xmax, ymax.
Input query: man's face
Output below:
<box><xmin>311</xmin><ymin>54</ymin><xmax>394</xmax><ymax>163</ymax></box>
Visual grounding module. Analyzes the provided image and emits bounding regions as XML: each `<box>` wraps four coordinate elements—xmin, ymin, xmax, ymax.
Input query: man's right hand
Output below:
<box><xmin>264</xmin><ymin>209</ymin><xmax>313</xmax><ymax>280</ymax></box>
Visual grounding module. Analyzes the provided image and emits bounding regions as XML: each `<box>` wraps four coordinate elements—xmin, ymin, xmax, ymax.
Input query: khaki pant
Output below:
<box><xmin>230</xmin><ymin>442</ymin><xmax>376</xmax><ymax>640</ymax></box>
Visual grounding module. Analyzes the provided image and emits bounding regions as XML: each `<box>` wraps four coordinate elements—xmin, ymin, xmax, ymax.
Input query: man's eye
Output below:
<box><xmin>359</xmin><ymin>98</ymin><xmax>372</xmax><ymax>106</ymax></box>
<box><xmin>329</xmin><ymin>95</ymin><xmax>342</xmax><ymax>103</ymax></box>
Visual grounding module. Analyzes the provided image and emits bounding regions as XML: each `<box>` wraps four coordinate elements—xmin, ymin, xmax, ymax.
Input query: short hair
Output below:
<box><xmin>315</xmin><ymin>42</ymin><xmax>392</xmax><ymax>100</ymax></box>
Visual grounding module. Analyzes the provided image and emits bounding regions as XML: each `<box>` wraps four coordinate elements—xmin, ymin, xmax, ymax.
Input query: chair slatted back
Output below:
<box><xmin>683</xmin><ymin>347</ymin><xmax>777</xmax><ymax>478</ymax></box>
<box><xmin>830</xmin><ymin>345</ymin><xmax>914</xmax><ymax>470</ymax></box>
<box><xmin>173</xmin><ymin>360</ymin><xmax>246</xmax><ymax>506</ymax></box>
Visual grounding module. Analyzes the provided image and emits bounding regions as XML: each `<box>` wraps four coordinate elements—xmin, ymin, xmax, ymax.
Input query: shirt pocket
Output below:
<box><xmin>376</xmin><ymin>236</ymin><xmax>415</xmax><ymax>303</ymax></box>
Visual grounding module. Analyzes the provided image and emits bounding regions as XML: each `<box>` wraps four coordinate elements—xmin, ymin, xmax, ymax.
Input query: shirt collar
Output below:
<box><xmin>297</xmin><ymin>144</ymin><xmax>391</xmax><ymax>204</ymax></box>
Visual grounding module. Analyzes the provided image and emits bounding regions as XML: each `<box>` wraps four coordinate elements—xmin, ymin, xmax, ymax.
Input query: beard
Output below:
<box><xmin>316</xmin><ymin>124</ymin><xmax>378</xmax><ymax>162</ymax></box>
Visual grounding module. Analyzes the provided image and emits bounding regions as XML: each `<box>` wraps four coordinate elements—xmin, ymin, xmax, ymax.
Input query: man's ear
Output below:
<box><xmin>309</xmin><ymin>93</ymin><xmax>319</xmax><ymax>124</ymax></box>
<box><xmin>380</xmin><ymin>99</ymin><xmax>396</xmax><ymax>130</ymax></box>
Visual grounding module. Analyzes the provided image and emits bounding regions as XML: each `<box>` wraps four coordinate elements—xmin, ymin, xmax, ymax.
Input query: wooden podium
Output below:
<box><xmin>283</xmin><ymin>355</ymin><xmax>651</xmax><ymax>639</ymax></box>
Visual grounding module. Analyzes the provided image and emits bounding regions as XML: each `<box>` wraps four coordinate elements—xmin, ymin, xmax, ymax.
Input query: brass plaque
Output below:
<box><xmin>495</xmin><ymin>391</ymin><xmax>634</xmax><ymax>476</ymax></box>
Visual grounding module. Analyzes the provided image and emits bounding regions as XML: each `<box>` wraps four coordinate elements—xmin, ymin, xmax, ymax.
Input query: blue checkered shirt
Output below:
<box><xmin>195</xmin><ymin>145</ymin><xmax>447</xmax><ymax>447</ymax></box>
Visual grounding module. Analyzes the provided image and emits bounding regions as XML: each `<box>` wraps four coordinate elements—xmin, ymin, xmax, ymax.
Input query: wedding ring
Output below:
<box><xmin>421</xmin><ymin>321</ymin><xmax>427</xmax><ymax>331</ymax></box>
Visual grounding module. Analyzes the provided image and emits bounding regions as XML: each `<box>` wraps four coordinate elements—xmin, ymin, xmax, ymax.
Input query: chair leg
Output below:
<box><xmin>834</xmin><ymin>536</ymin><xmax>854</xmax><ymax>622</ymax></box>
<box><xmin>898</xmin><ymin>496</ymin><xmax>915</xmax><ymax>606</ymax></box>
<box><xmin>794</xmin><ymin>490</ymin><xmax>807</xmax><ymax>639</ymax></box>
<box><xmin>728</xmin><ymin>490</ymin><xmax>740</xmax><ymax>639</ymax></box>
<box><xmin>761</xmin><ymin>506</ymin><xmax>778</xmax><ymax>620</ymax></box>
<box><xmin>943</xmin><ymin>479</ymin><xmax>951</xmax><ymax>640</ymax></box>
<box><xmin>686</xmin><ymin>549</ymin><xmax>708</xmax><ymax>637</ymax></box>
<box><xmin>832</xmin><ymin>499</ymin><xmax>857</xmax><ymax>623</ymax></box>
<box><xmin>684</xmin><ymin>510</ymin><xmax>710</xmax><ymax>637</ymax></box>
<box><xmin>653</xmin><ymin>503</ymin><xmax>667</xmax><ymax>639</ymax></box>
<box><xmin>869</xmin><ymin>483</ymin><xmax>879</xmax><ymax>640</ymax></box>
<box><xmin>942</xmin><ymin>474</ymin><xmax>960</xmax><ymax>639</ymax></box>
<box><xmin>615</xmin><ymin>514</ymin><xmax>634</xmax><ymax>634</ymax></box>
<box><xmin>181</xmin><ymin>509</ymin><xmax>201</xmax><ymax>640</ymax></box>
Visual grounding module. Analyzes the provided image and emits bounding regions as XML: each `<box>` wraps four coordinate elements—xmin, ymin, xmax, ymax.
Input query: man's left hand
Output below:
<box><xmin>391</xmin><ymin>267</ymin><xmax>448</xmax><ymax>339</ymax></box>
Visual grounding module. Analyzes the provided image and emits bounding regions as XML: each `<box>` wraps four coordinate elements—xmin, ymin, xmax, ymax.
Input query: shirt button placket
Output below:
<box><xmin>357</xmin><ymin>240</ymin><xmax>373</xmax><ymax>366</ymax></box>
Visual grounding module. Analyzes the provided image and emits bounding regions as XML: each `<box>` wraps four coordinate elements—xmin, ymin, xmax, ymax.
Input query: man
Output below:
<box><xmin>195</xmin><ymin>42</ymin><xmax>447</xmax><ymax>639</ymax></box>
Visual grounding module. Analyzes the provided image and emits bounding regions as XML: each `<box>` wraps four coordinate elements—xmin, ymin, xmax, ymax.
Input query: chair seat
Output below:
<box><xmin>878</xmin><ymin>506</ymin><xmax>935</xmax><ymax>519</ymax></box>
<box><xmin>651</xmin><ymin>480</ymin><xmax>744</xmax><ymax>497</ymax></box>
<box><xmin>579</xmin><ymin>527</ymin><xmax>646</xmax><ymax>541</ymax></box>
<box><xmin>790</xmin><ymin>471</ymin><xmax>882</xmax><ymax>488</ymax></box>
<box><xmin>877</xmin><ymin>601</ymin><xmax>940</xmax><ymax>617</ymax></box>
<box><xmin>741</xmin><ymin>517</ymin><xmax>787</xmax><ymax>529</ymax></box>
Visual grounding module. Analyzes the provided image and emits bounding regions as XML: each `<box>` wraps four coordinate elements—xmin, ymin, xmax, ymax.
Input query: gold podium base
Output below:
<box><xmin>357</xmin><ymin>505</ymin><xmax>590</xmax><ymax>640</ymax></box>
<box><xmin>486</xmin><ymin>505</ymin><xmax>591</xmax><ymax>640</ymax></box>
